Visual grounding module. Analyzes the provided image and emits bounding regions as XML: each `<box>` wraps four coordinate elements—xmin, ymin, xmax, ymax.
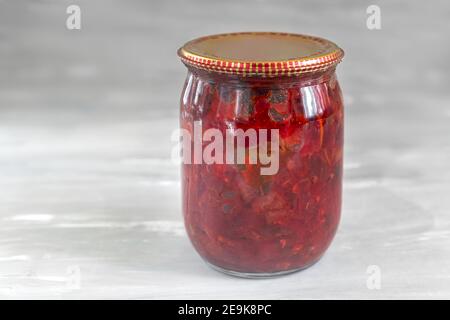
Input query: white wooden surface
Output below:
<box><xmin>1</xmin><ymin>0</ymin><xmax>450</xmax><ymax>299</ymax></box>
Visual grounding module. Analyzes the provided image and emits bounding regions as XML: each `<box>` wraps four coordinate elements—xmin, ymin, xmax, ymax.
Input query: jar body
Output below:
<box><xmin>180</xmin><ymin>68</ymin><xmax>344</xmax><ymax>276</ymax></box>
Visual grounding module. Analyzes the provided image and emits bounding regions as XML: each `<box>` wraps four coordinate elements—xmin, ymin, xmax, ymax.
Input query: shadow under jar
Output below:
<box><xmin>177</xmin><ymin>32</ymin><xmax>344</xmax><ymax>278</ymax></box>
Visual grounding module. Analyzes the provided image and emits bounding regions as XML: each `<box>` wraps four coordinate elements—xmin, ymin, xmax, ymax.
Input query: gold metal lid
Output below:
<box><xmin>178</xmin><ymin>32</ymin><xmax>344</xmax><ymax>77</ymax></box>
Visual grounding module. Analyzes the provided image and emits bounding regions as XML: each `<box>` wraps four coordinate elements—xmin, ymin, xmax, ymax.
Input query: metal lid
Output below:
<box><xmin>178</xmin><ymin>32</ymin><xmax>344</xmax><ymax>77</ymax></box>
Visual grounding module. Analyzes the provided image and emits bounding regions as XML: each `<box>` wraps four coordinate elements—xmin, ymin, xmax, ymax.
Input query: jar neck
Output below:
<box><xmin>185</xmin><ymin>65</ymin><xmax>337</xmax><ymax>88</ymax></box>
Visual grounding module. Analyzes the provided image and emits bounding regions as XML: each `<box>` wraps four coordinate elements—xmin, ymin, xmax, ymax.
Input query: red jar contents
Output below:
<box><xmin>178</xmin><ymin>32</ymin><xmax>344</xmax><ymax>277</ymax></box>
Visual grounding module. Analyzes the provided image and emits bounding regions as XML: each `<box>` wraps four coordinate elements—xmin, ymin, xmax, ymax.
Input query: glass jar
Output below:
<box><xmin>177</xmin><ymin>32</ymin><xmax>344</xmax><ymax>277</ymax></box>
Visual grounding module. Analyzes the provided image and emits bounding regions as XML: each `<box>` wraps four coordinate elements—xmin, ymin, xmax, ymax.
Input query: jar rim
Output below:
<box><xmin>178</xmin><ymin>32</ymin><xmax>344</xmax><ymax>77</ymax></box>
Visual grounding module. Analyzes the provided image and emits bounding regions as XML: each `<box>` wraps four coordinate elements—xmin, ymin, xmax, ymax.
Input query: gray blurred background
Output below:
<box><xmin>0</xmin><ymin>0</ymin><xmax>449</xmax><ymax>299</ymax></box>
